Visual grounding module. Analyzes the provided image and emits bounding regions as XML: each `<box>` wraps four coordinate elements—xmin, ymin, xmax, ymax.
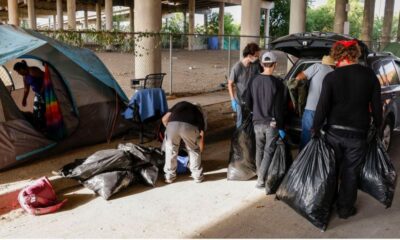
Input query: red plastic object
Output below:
<box><xmin>18</xmin><ymin>177</ymin><xmax>67</xmax><ymax>215</ymax></box>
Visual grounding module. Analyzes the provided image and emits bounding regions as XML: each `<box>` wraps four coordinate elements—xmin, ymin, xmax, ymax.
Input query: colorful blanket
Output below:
<box><xmin>44</xmin><ymin>64</ymin><xmax>65</xmax><ymax>140</ymax></box>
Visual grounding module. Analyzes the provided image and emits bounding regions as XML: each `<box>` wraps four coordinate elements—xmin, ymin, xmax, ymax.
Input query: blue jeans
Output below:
<box><xmin>236</xmin><ymin>102</ymin><xmax>243</xmax><ymax>128</ymax></box>
<box><xmin>300</xmin><ymin>109</ymin><xmax>315</xmax><ymax>150</ymax></box>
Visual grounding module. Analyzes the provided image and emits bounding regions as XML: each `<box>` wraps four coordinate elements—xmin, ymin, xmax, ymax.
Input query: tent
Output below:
<box><xmin>0</xmin><ymin>24</ymin><xmax>133</xmax><ymax>170</ymax></box>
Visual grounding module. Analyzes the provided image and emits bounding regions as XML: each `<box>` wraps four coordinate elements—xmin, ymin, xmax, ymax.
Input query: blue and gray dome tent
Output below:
<box><xmin>0</xmin><ymin>24</ymin><xmax>132</xmax><ymax>170</ymax></box>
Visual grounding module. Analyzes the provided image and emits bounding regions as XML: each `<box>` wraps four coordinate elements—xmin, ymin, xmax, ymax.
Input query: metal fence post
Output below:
<box><xmin>227</xmin><ymin>36</ymin><xmax>231</xmax><ymax>78</ymax></box>
<box><xmin>169</xmin><ymin>33</ymin><xmax>173</xmax><ymax>95</ymax></box>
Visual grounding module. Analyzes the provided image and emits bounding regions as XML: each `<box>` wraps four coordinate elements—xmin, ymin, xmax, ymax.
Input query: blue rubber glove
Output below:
<box><xmin>279</xmin><ymin>129</ymin><xmax>286</xmax><ymax>139</ymax></box>
<box><xmin>231</xmin><ymin>99</ymin><xmax>238</xmax><ymax>112</ymax></box>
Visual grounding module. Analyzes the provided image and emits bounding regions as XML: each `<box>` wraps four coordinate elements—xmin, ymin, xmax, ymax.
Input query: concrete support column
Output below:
<box><xmin>53</xmin><ymin>15</ymin><xmax>57</xmax><ymax>30</ymax></box>
<box><xmin>27</xmin><ymin>0</ymin><xmax>36</xmax><ymax>29</ymax></box>
<box><xmin>218</xmin><ymin>2</ymin><xmax>224</xmax><ymax>50</ymax></box>
<box><xmin>264</xmin><ymin>9</ymin><xmax>271</xmax><ymax>49</ymax></box>
<box><xmin>360</xmin><ymin>0</ymin><xmax>375</xmax><ymax>49</ymax></box>
<box><xmin>289</xmin><ymin>0</ymin><xmax>306</xmax><ymax>34</ymax></box>
<box><xmin>96</xmin><ymin>2</ymin><xmax>101</xmax><ymax>30</ymax></box>
<box><xmin>129</xmin><ymin>4</ymin><xmax>134</xmax><ymax>33</ymax></box>
<box><xmin>67</xmin><ymin>0</ymin><xmax>76</xmax><ymax>30</ymax></box>
<box><xmin>204</xmin><ymin>13</ymin><xmax>208</xmax><ymax>32</ymax></box>
<box><xmin>105</xmin><ymin>0</ymin><xmax>113</xmax><ymax>31</ymax></box>
<box><xmin>381</xmin><ymin>0</ymin><xmax>395</xmax><ymax>50</ymax></box>
<box><xmin>240</xmin><ymin>0</ymin><xmax>261</xmax><ymax>57</ymax></box>
<box><xmin>397</xmin><ymin>12</ymin><xmax>400</xmax><ymax>42</ymax></box>
<box><xmin>57</xmin><ymin>0</ymin><xmax>63</xmax><ymax>30</ymax></box>
<box><xmin>134</xmin><ymin>0</ymin><xmax>162</xmax><ymax>81</ymax></box>
<box><xmin>7</xmin><ymin>0</ymin><xmax>19</xmax><ymax>26</ymax></box>
<box><xmin>84</xmin><ymin>9</ymin><xmax>88</xmax><ymax>29</ymax></box>
<box><xmin>188</xmin><ymin>0</ymin><xmax>195</xmax><ymax>50</ymax></box>
<box><xmin>334</xmin><ymin>0</ymin><xmax>349</xmax><ymax>34</ymax></box>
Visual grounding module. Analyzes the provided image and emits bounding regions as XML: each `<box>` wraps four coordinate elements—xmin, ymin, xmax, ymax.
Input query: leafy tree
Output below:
<box><xmin>269</xmin><ymin>0</ymin><xmax>291</xmax><ymax>38</ymax></box>
<box><xmin>206</xmin><ymin>12</ymin><xmax>240</xmax><ymax>35</ymax></box>
<box><xmin>162</xmin><ymin>13</ymin><xmax>187</xmax><ymax>34</ymax></box>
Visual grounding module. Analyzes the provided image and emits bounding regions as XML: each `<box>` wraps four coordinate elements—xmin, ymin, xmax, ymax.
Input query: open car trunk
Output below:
<box><xmin>270</xmin><ymin>32</ymin><xmax>370</xmax><ymax>60</ymax></box>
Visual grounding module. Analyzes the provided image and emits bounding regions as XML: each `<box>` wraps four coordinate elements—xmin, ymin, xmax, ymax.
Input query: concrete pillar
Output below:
<box><xmin>96</xmin><ymin>2</ymin><xmax>101</xmax><ymax>31</ymax></box>
<box><xmin>105</xmin><ymin>0</ymin><xmax>113</xmax><ymax>31</ymax></box>
<box><xmin>57</xmin><ymin>0</ymin><xmax>63</xmax><ymax>30</ymax></box>
<box><xmin>27</xmin><ymin>0</ymin><xmax>36</xmax><ymax>29</ymax></box>
<box><xmin>188</xmin><ymin>0</ymin><xmax>195</xmax><ymax>50</ymax></box>
<box><xmin>183</xmin><ymin>10</ymin><xmax>187</xmax><ymax>33</ymax></box>
<box><xmin>67</xmin><ymin>0</ymin><xmax>76</xmax><ymax>30</ymax></box>
<box><xmin>204</xmin><ymin>13</ymin><xmax>208</xmax><ymax>32</ymax></box>
<box><xmin>218</xmin><ymin>2</ymin><xmax>224</xmax><ymax>50</ymax></box>
<box><xmin>381</xmin><ymin>0</ymin><xmax>395</xmax><ymax>50</ymax></box>
<box><xmin>240</xmin><ymin>0</ymin><xmax>261</xmax><ymax>57</ymax></box>
<box><xmin>397</xmin><ymin>12</ymin><xmax>400</xmax><ymax>42</ymax></box>
<box><xmin>7</xmin><ymin>0</ymin><xmax>19</xmax><ymax>26</ymax></box>
<box><xmin>53</xmin><ymin>15</ymin><xmax>57</xmax><ymax>30</ymax></box>
<box><xmin>333</xmin><ymin>0</ymin><xmax>349</xmax><ymax>34</ymax></box>
<box><xmin>360</xmin><ymin>0</ymin><xmax>375</xmax><ymax>49</ymax></box>
<box><xmin>134</xmin><ymin>0</ymin><xmax>162</xmax><ymax>81</ymax></box>
<box><xmin>264</xmin><ymin>9</ymin><xmax>271</xmax><ymax>49</ymax></box>
<box><xmin>84</xmin><ymin>9</ymin><xmax>88</xmax><ymax>29</ymax></box>
<box><xmin>289</xmin><ymin>0</ymin><xmax>306</xmax><ymax>34</ymax></box>
<box><xmin>129</xmin><ymin>4</ymin><xmax>134</xmax><ymax>33</ymax></box>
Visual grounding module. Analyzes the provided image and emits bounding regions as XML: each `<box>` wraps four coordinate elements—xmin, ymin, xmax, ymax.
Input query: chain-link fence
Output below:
<box><xmin>37</xmin><ymin>30</ymin><xmax>390</xmax><ymax>97</ymax></box>
<box><xmin>38</xmin><ymin>30</ymin><xmax>281</xmax><ymax>97</ymax></box>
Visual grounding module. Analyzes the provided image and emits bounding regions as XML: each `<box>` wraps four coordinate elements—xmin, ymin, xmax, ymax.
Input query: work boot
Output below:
<box><xmin>338</xmin><ymin>207</ymin><xmax>357</xmax><ymax>219</ymax></box>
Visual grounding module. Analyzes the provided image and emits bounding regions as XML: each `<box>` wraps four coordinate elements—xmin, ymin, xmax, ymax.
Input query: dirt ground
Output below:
<box><xmin>96</xmin><ymin>50</ymin><xmax>288</xmax><ymax>97</ymax></box>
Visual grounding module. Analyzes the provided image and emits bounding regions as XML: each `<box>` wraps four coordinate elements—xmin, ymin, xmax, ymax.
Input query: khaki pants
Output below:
<box><xmin>164</xmin><ymin>122</ymin><xmax>203</xmax><ymax>180</ymax></box>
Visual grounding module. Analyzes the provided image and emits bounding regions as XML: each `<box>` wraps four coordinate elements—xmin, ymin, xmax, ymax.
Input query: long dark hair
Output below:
<box><xmin>13</xmin><ymin>60</ymin><xmax>28</xmax><ymax>72</ymax></box>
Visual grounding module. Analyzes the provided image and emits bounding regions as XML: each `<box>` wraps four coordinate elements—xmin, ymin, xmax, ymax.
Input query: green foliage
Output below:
<box><xmin>372</xmin><ymin>15</ymin><xmax>399</xmax><ymax>42</ymax></box>
<box><xmin>306</xmin><ymin>0</ymin><xmax>367</xmax><ymax>38</ymax></box>
<box><xmin>162</xmin><ymin>13</ymin><xmax>187</xmax><ymax>34</ymax></box>
<box><xmin>306</xmin><ymin>3</ymin><xmax>334</xmax><ymax>32</ymax></box>
<box><xmin>269</xmin><ymin>0</ymin><xmax>290</xmax><ymax>38</ymax></box>
<box><xmin>207</xmin><ymin>12</ymin><xmax>240</xmax><ymax>35</ymax></box>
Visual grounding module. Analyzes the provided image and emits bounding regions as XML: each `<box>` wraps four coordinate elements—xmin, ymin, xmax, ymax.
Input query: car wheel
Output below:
<box><xmin>381</xmin><ymin>118</ymin><xmax>393</xmax><ymax>152</ymax></box>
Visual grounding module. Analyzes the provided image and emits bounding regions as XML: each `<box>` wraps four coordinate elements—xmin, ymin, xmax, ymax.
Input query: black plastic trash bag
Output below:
<box><xmin>83</xmin><ymin>171</ymin><xmax>137</xmax><ymax>200</ymax></box>
<box><xmin>265</xmin><ymin>138</ymin><xmax>293</xmax><ymax>195</ymax></box>
<box><xmin>227</xmin><ymin>115</ymin><xmax>256</xmax><ymax>181</ymax></box>
<box><xmin>59</xmin><ymin>146</ymin><xmax>162</xmax><ymax>200</ymax></box>
<box><xmin>118</xmin><ymin>143</ymin><xmax>165</xmax><ymax>169</ymax></box>
<box><xmin>59</xmin><ymin>150</ymin><xmax>136</xmax><ymax>181</ymax></box>
<box><xmin>276</xmin><ymin>137</ymin><xmax>336</xmax><ymax>231</ymax></box>
<box><xmin>359</xmin><ymin>137</ymin><xmax>397</xmax><ymax>208</ymax></box>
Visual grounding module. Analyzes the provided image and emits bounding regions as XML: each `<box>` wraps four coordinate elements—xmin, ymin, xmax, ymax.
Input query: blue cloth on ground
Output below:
<box><xmin>123</xmin><ymin>88</ymin><xmax>168</xmax><ymax>121</ymax></box>
<box><xmin>177</xmin><ymin>155</ymin><xmax>189</xmax><ymax>174</ymax></box>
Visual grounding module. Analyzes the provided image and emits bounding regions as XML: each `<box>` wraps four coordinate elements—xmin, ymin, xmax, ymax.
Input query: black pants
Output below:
<box><xmin>326</xmin><ymin>130</ymin><xmax>367</xmax><ymax>212</ymax></box>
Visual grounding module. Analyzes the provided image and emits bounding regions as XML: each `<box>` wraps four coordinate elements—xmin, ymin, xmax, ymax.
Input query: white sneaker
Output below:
<box><xmin>193</xmin><ymin>175</ymin><xmax>204</xmax><ymax>183</ymax></box>
<box><xmin>165</xmin><ymin>176</ymin><xmax>176</xmax><ymax>184</ymax></box>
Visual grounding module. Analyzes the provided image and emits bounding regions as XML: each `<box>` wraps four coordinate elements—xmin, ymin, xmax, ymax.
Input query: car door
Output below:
<box><xmin>373</xmin><ymin>59</ymin><xmax>400</xmax><ymax>128</ymax></box>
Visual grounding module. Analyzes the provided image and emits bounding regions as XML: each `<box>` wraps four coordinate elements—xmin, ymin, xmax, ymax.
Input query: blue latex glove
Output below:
<box><xmin>231</xmin><ymin>99</ymin><xmax>238</xmax><ymax>112</ymax></box>
<box><xmin>279</xmin><ymin>129</ymin><xmax>286</xmax><ymax>139</ymax></box>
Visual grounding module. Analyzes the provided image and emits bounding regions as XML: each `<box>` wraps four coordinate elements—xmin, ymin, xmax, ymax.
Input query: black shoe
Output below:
<box><xmin>338</xmin><ymin>207</ymin><xmax>357</xmax><ymax>219</ymax></box>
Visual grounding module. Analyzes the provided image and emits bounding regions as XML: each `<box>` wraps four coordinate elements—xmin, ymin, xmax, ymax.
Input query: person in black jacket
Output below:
<box><xmin>246</xmin><ymin>51</ymin><xmax>286</xmax><ymax>189</ymax></box>
<box><xmin>312</xmin><ymin>40</ymin><xmax>382</xmax><ymax>219</ymax></box>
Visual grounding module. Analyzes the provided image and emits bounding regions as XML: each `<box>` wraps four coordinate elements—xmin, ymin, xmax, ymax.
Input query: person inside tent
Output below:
<box><xmin>13</xmin><ymin>60</ymin><xmax>46</xmax><ymax>130</ymax></box>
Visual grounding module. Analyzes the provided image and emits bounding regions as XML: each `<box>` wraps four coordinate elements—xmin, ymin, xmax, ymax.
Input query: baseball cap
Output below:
<box><xmin>261</xmin><ymin>51</ymin><xmax>277</xmax><ymax>63</ymax></box>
